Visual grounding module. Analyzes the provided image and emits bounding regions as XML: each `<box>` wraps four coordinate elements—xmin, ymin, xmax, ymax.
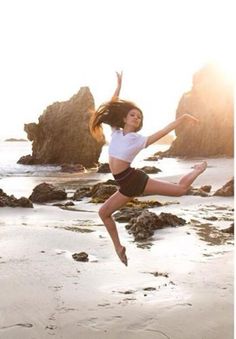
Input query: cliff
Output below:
<box><xmin>18</xmin><ymin>87</ymin><xmax>105</xmax><ymax>167</ymax></box>
<box><xmin>160</xmin><ymin>63</ymin><xmax>234</xmax><ymax>157</ymax></box>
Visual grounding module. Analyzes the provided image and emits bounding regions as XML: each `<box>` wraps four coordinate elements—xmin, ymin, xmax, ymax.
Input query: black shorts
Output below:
<box><xmin>113</xmin><ymin>167</ymin><xmax>149</xmax><ymax>198</ymax></box>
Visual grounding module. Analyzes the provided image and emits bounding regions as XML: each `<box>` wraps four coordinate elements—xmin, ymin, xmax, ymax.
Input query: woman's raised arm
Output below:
<box><xmin>111</xmin><ymin>71</ymin><xmax>123</xmax><ymax>101</ymax></box>
<box><xmin>146</xmin><ymin>113</ymin><xmax>199</xmax><ymax>147</ymax></box>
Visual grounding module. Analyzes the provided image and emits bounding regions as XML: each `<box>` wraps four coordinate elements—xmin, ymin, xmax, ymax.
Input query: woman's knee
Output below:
<box><xmin>176</xmin><ymin>184</ymin><xmax>188</xmax><ymax>196</ymax></box>
<box><xmin>99</xmin><ymin>205</ymin><xmax>110</xmax><ymax>220</ymax></box>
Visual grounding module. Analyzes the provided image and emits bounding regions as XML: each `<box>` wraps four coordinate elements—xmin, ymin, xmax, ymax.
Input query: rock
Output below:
<box><xmin>114</xmin><ymin>207</ymin><xmax>145</xmax><ymax>222</ymax></box>
<box><xmin>89</xmin><ymin>184</ymin><xmax>117</xmax><ymax>203</ymax></box>
<box><xmin>222</xmin><ymin>223</ymin><xmax>234</xmax><ymax>234</ymax></box>
<box><xmin>139</xmin><ymin>166</ymin><xmax>162</xmax><ymax>174</ymax></box>
<box><xmin>73</xmin><ymin>186</ymin><xmax>91</xmax><ymax>200</ymax></box>
<box><xmin>0</xmin><ymin>189</ymin><xmax>33</xmax><ymax>208</ymax></box>
<box><xmin>126</xmin><ymin>210</ymin><xmax>186</xmax><ymax>241</ymax></box>
<box><xmin>29</xmin><ymin>183</ymin><xmax>67</xmax><ymax>203</ymax></box>
<box><xmin>17</xmin><ymin>154</ymin><xmax>35</xmax><ymax>165</ymax></box>
<box><xmin>213</xmin><ymin>178</ymin><xmax>234</xmax><ymax>196</ymax></box>
<box><xmin>105</xmin><ymin>179</ymin><xmax>118</xmax><ymax>186</ymax></box>
<box><xmin>97</xmin><ymin>163</ymin><xmax>111</xmax><ymax>173</ymax></box>
<box><xmin>60</xmin><ymin>164</ymin><xmax>85</xmax><ymax>173</ymax></box>
<box><xmin>17</xmin><ymin>197</ymin><xmax>34</xmax><ymax>208</ymax></box>
<box><xmin>144</xmin><ymin>155</ymin><xmax>162</xmax><ymax>161</ymax></box>
<box><xmin>72</xmin><ymin>252</ymin><xmax>89</xmax><ymax>262</ymax></box>
<box><xmin>156</xmin><ymin>63</ymin><xmax>233</xmax><ymax>157</ymax></box>
<box><xmin>65</xmin><ymin>201</ymin><xmax>75</xmax><ymax>206</ymax></box>
<box><xmin>125</xmin><ymin>199</ymin><xmax>163</xmax><ymax>209</ymax></box>
<box><xmin>73</xmin><ymin>180</ymin><xmax>118</xmax><ymax>201</ymax></box>
<box><xmin>187</xmin><ymin>187</ymin><xmax>210</xmax><ymax>197</ymax></box>
<box><xmin>114</xmin><ymin>200</ymin><xmax>163</xmax><ymax>222</ymax></box>
<box><xmin>200</xmin><ymin>185</ymin><xmax>212</xmax><ymax>193</ymax></box>
<box><xmin>5</xmin><ymin>138</ymin><xmax>28</xmax><ymax>142</ymax></box>
<box><xmin>18</xmin><ymin>87</ymin><xmax>105</xmax><ymax>167</ymax></box>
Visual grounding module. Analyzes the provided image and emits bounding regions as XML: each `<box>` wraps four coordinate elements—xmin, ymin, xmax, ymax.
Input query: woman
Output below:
<box><xmin>90</xmin><ymin>72</ymin><xmax>207</xmax><ymax>266</ymax></box>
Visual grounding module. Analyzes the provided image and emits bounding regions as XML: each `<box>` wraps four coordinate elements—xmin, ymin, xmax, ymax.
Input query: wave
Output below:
<box><xmin>0</xmin><ymin>163</ymin><xmax>61</xmax><ymax>177</ymax></box>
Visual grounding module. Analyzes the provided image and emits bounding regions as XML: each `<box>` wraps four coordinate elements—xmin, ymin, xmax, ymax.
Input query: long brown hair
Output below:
<box><xmin>90</xmin><ymin>99</ymin><xmax>143</xmax><ymax>140</ymax></box>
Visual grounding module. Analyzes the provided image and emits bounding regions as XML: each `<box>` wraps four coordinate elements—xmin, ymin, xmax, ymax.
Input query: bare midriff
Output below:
<box><xmin>109</xmin><ymin>156</ymin><xmax>131</xmax><ymax>175</ymax></box>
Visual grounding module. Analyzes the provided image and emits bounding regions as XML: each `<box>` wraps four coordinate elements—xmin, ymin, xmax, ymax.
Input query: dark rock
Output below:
<box><xmin>73</xmin><ymin>180</ymin><xmax>118</xmax><ymax>202</ymax></box>
<box><xmin>114</xmin><ymin>200</ymin><xmax>163</xmax><ymax>222</ymax></box>
<box><xmin>187</xmin><ymin>187</ymin><xmax>210</xmax><ymax>197</ymax></box>
<box><xmin>139</xmin><ymin>166</ymin><xmax>162</xmax><ymax>174</ymax></box>
<box><xmin>73</xmin><ymin>186</ymin><xmax>91</xmax><ymax>200</ymax></box>
<box><xmin>126</xmin><ymin>210</ymin><xmax>186</xmax><ymax>241</ymax></box>
<box><xmin>213</xmin><ymin>178</ymin><xmax>234</xmax><ymax>196</ymax></box>
<box><xmin>143</xmin><ymin>287</ymin><xmax>156</xmax><ymax>291</ymax></box>
<box><xmin>125</xmin><ymin>199</ymin><xmax>163</xmax><ymax>209</ymax></box>
<box><xmin>149</xmin><ymin>271</ymin><xmax>169</xmax><ymax>278</ymax></box>
<box><xmin>17</xmin><ymin>197</ymin><xmax>34</xmax><ymax>208</ymax></box>
<box><xmin>65</xmin><ymin>201</ymin><xmax>75</xmax><ymax>206</ymax></box>
<box><xmin>61</xmin><ymin>164</ymin><xmax>85</xmax><ymax>173</ymax></box>
<box><xmin>89</xmin><ymin>184</ymin><xmax>117</xmax><ymax>203</ymax></box>
<box><xmin>200</xmin><ymin>185</ymin><xmax>212</xmax><ymax>193</ymax></box>
<box><xmin>18</xmin><ymin>87</ymin><xmax>105</xmax><ymax>167</ymax></box>
<box><xmin>5</xmin><ymin>138</ymin><xmax>28</xmax><ymax>142</ymax></box>
<box><xmin>0</xmin><ymin>189</ymin><xmax>33</xmax><ymax>208</ymax></box>
<box><xmin>222</xmin><ymin>223</ymin><xmax>234</xmax><ymax>234</ymax></box>
<box><xmin>97</xmin><ymin>163</ymin><xmax>111</xmax><ymax>173</ymax></box>
<box><xmin>29</xmin><ymin>183</ymin><xmax>67</xmax><ymax>203</ymax></box>
<box><xmin>204</xmin><ymin>216</ymin><xmax>218</xmax><ymax>221</ymax></box>
<box><xmin>144</xmin><ymin>155</ymin><xmax>161</xmax><ymax>161</ymax></box>
<box><xmin>105</xmin><ymin>179</ymin><xmax>117</xmax><ymax>185</ymax></box>
<box><xmin>72</xmin><ymin>252</ymin><xmax>89</xmax><ymax>262</ymax></box>
<box><xmin>17</xmin><ymin>154</ymin><xmax>35</xmax><ymax>165</ymax></box>
<box><xmin>114</xmin><ymin>207</ymin><xmax>145</xmax><ymax>222</ymax></box>
<box><xmin>156</xmin><ymin>63</ymin><xmax>233</xmax><ymax>157</ymax></box>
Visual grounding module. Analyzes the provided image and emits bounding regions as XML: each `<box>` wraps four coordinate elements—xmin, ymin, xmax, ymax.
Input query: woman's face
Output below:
<box><xmin>123</xmin><ymin>109</ymin><xmax>142</xmax><ymax>131</ymax></box>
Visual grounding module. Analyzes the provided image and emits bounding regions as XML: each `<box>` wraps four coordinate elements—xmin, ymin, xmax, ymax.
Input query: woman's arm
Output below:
<box><xmin>111</xmin><ymin>71</ymin><xmax>123</xmax><ymax>101</ymax></box>
<box><xmin>146</xmin><ymin>113</ymin><xmax>199</xmax><ymax>147</ymax></box>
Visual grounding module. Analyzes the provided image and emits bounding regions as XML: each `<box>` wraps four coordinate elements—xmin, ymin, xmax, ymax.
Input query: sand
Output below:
<box><xmin>0</xmin><ymin>158</ymin><xmax>234</xmax><ymax>339</ymax></box>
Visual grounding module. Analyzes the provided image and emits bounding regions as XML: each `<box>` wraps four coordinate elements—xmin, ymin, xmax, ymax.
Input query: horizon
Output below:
<box><xmin>0</xmin><ymin>0</ymin><xmax>234</xmax><ymax>140</ymax></box>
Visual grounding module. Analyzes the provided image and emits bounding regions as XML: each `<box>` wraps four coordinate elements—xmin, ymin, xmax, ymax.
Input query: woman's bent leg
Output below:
<box><xmin>144</xmin><ymin>161</ymin><xmax>207</xmax><ymax>196</ymax></box>
<box><xmin>99</xmin><ymin>191</ymin><xmax>132</xmax><ymax>265</ymax></box>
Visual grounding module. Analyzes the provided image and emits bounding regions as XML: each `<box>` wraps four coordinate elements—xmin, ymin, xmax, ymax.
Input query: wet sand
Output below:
<box><xmin>0</xmin><ymin>158</ymin><xmax>234</xmax><ymax>339</ymax></box>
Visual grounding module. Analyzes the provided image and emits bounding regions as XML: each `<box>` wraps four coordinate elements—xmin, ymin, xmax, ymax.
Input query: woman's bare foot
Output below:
<box><xmin>116</xmin><ymin>246</ymin><xmax>128</xmax><ymax>266</ymax></box>
<box><xmin>192</xmin><ymin>161</ymin><xmax>207</xmax><ymax>174</ymax></box>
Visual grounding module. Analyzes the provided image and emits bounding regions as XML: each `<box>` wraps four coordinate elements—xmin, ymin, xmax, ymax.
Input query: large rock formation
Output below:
<box><xmin>18</xmin><ymin>87</ymin><xmax>104</xmax><ymax>167</ymax></box>
<box><xmin>159</xmin><ymin>63</ymin><xmax>234</xmax><ymax>157</ymax></box>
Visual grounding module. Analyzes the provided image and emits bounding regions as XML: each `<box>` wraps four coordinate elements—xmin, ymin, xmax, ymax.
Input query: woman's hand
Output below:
<box><xmin>116</xmin><ymin>71</ymin><xmax>123</xmax><ymax>89</ymax></box>
<box><xmin>111</xmin><ymin>71</ymin><xmax>123</xmax><ymax>101</ymax></box>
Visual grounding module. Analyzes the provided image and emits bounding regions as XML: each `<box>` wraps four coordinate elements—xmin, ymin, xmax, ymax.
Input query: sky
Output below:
<box><xmin>0</xmin><ymin>0</ymin><xmax>235</xmax><ymax>140</ymax></box>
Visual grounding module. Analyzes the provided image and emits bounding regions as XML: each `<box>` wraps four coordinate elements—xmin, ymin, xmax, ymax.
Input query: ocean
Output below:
<box><xmin>0</xmin><ymin>140</ymin><xmax>196</xmax><ymax>198</ymax></box>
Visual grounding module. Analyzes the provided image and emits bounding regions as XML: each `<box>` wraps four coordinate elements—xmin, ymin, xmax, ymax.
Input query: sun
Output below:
<box><xmin>211</xmin><ymin>54</ymin><xmax>236</xmax><ymax>83</ymax></box>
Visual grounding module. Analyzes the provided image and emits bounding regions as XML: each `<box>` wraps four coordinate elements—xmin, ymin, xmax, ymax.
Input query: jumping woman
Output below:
<box><xmin>90</xmin><ymin>72</ymin><xmax>207</xmax><ymax>266</ymax></box>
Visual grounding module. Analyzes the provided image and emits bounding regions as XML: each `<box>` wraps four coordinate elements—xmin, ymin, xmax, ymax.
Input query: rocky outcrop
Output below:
<box><xmin>125</xmin><ymin>210</ymin><xmax>186</xmax><ymax>241</ymax></box>
<box><xmin>18</xmin><ymin>87</ymin><xmax>105</xmax><ymax>167</ymax></box>
<box><xmin>213</xmin><ymin>178</ymin><xmax>234</xmax><ymax>196</ymax></box>
<box><xmin>157</xmin><ymin>63</ymin><xmax>234</xmax><ymax>157</ymax></box>
<box><xmin>0</xmin><ymin>189</ymin><xmax>33</xmax><ymax>208</ymax></box>
<box><xmin>29</xmin><ymin>183</ymin><xmax>67</xmax><ymax>203</ymax></box>
<box><xmin>88</xmin><ymin>184</ymin><xmax>118</xmax><ymax>203</ymax></box>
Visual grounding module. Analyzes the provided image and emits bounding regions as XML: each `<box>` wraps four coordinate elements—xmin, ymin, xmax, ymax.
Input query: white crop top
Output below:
<box><xmin>108</xmin><ymin>129</ymin><xmax>148</xmax><ymax>163</ymax></box>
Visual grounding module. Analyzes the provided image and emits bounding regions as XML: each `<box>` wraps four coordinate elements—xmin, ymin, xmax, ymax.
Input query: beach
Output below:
<box><xmin>0</xmin><ymin>142</ymin><xmax>234</xmax><ymax>339</ymax></box>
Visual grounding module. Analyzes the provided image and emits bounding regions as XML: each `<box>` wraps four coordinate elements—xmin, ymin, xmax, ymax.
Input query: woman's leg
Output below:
<box><xmin>99</xmin><ymin>191</ymin><xmax>132</xmax><ymax>266</ymax></box>
<box><xmin>144</xmin><ymin>161</ymin><xmax>207</xmax><ymax>196</ymax></box>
